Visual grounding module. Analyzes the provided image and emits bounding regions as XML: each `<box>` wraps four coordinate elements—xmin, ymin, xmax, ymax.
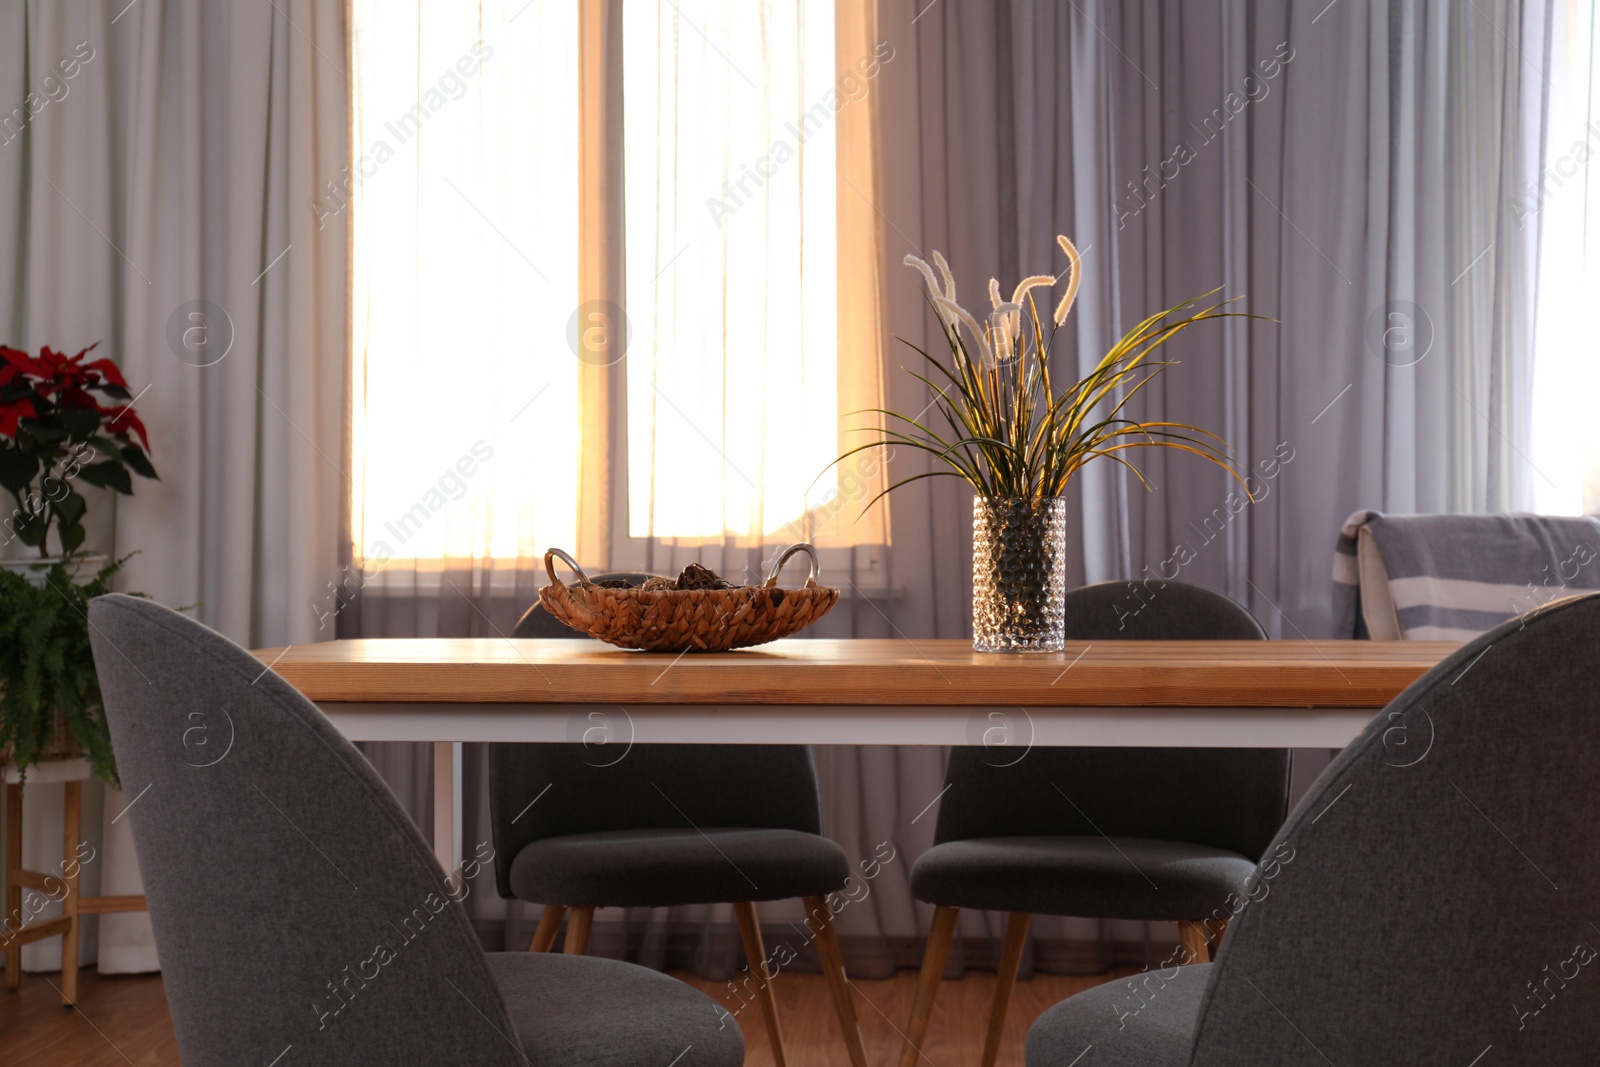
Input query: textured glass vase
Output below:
<box><xmin>972</xmin><ymin>496</ymin><xmax>1068</xmax><ymax>652</ymax></box>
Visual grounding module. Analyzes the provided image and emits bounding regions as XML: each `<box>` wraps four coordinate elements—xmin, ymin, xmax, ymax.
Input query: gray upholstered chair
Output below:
<box><xmin>86</xmin><ymin>593</ymin><xmax>742</xmax><ymax>1067</ymax></box>
<box><xmin>489</xmin><ymin>583</ymin><xmax>869</xmax><ymax>1067</ymax></box>
<box><xmin>1026</xmin><ymin>591</ymin><xmax>1600</xmax><ymax>1065</ymax></box>
<box><xmin>900</xmin><ymin>581</ymin><xmax>1288</xmax><ymax>1067</ymax></box>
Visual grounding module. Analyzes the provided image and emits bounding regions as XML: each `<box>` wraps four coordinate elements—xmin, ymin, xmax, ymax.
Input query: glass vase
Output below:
<box><xmin>972</xmin><ymin>496</ymin><xmax>1068</xmax><ymax>652</ymax></box>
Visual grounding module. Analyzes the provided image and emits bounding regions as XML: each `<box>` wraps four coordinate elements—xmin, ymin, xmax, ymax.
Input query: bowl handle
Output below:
<box><xmin>544</xmin><ymin>548</ymin><xmax>594</xmax><ymax>588</ymax></box>
<box><xmin>764</xmin><ymin>543</ymin><xmax>821</xmax><ymax>588</ymax></box>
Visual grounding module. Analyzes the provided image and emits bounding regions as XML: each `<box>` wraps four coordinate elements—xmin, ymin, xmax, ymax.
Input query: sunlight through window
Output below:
<box><xmin>623</xmin><ymin>2</ymin><xmax>838</xmax><ymax>542</ymax></box>
<box><xmin>351</xmin><ymin>1</ymin><xmax>841</xmax><ymax>563</ymax></box>
<box><xmin>1531</xmin><ymin>0</ymin><xmax>1600</xmax><ymax>515</ymax></box>
<box><xmin>350</xmin><ymin>1</ymin><xmax>580</xmax><ymax>564</ymax></box>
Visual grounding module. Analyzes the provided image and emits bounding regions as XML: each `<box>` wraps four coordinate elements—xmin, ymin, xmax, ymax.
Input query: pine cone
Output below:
<box><xmin>676</xmin><ymin>563</ymin><xmax>734</xmax><ymax>590</ymax></box>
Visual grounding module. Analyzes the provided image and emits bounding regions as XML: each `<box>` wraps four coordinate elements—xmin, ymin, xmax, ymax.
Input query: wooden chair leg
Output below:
<box><xmin>802</xmin><ymin>895</ymin><xmax>869</xmax><ymax>1067</ymax></box>
<box><xmin>1178</xmin><ymin>920</ymin><xmax>1210</xmax><ymax>964</ymax></box>
<box><xmin>58</xmin><ymin>781</ymin><xmax>81</xmax><ymax>1006</ymax></box>
<box><xmin>563</xmin><ymin>906</ymin><xmax>594</xmax><ymax>955</ymax></box>
<box><xmin>980</xmin><ymin>911</ymin><xmax>1031</xmax><ymax>1067</ymax></box>
<box><xmin>733</xmin><ymin>901</ymin><xmax>787</xmax><ymax>1067</ymax></box>
<box><xmin>4</xmin><ymin>782</ymin><xmax>21</xmax><ymax>990</ymax></box>
<box><xmin>528</xmin><ymin>904</ymin><xmax>567</xmax><ymax>952</ymax></box>
<box><xmin>899</xmin><ymin>905</ymin><xmax>958</xmax><ymax>1067</ymax></box>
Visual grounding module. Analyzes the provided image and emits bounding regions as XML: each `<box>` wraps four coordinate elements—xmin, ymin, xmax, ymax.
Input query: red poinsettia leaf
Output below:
<box><xmin>103</xmin><ymin>405</ymin><xmax>150</xmax><ymax>451</ymax></box>
<box><xmin>83</xmin><ymin>357</ymin><xmax>127</xmax><ymax>388</ymax></box>
<box><xmin>0</xmin><ymin>398</ymin><xmax>36</xmax><ymax>438</ymax></box>
<box><xmin>3</xmin><ymin>348</ymin><xmax>51</xmax><ymax>377</ymax></box>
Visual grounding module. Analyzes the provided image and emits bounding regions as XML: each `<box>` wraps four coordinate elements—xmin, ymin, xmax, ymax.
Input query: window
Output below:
<box><xmin>1531</xmin><ymin>1</ymin><xmax>1600</xmax><ymax>515</ymax></box>
<box><xmin>349</xmin><ymin>1</ymin><xmax>873</xmax><ymax>571</ymax></box>
<box><xmin>349</xmin><ymin>0</ymin><xmax>581</xmax><ymax>563</ymax></box>
<box><xmin>623</xmin><ymin>2</ymin><xmax>838</xmax><ymax>542</ymax></box>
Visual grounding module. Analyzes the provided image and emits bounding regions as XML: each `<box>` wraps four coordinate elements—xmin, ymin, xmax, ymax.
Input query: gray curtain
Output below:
<box><xmin>0</xmin><ymin>0</ymin><xmax>346</xmax><ymax>974</ymax></box>
<box><xmin>872</xmin><ymin>0</ymin><xmax>1548</xmax><ymax>642</ymax></box>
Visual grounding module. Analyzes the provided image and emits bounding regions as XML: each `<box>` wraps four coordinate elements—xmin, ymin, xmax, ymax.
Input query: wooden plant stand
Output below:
<box><xmin>3</xmin><ymin>758</ymin><xmax>148</xmax><ymax>1006</ymax></box>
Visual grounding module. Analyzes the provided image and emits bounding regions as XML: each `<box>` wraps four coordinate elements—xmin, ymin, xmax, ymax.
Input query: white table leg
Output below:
<box><xmin>432</xmin><ymin>741</ymin><xmax>461</xmax><ymax>875</ymax></box>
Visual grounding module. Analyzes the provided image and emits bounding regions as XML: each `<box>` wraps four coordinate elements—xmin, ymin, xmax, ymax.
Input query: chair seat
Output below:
<box><xmin>1026</xmin><ymin>961</ymin><xmax>1210</xmax><ymax>1066</ymax></box>
<box><xmin>509</xmin><ymin>827</ymin><xmax>850</xmax><ymax>907</ymax></box>
<box><xmin>910</xmin><ymin>835</ymin><xmax>1256</xmax><ymax>919</ymax></box>
<box><xmin>486</xmin><ymin>951</ymin><xmax>743</xmax><ymax>1066</ymax></box>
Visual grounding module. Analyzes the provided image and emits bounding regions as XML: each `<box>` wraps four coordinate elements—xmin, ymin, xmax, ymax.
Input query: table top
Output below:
<box><xmin>256</xmin><ymin>637</ymin><xmax>1458</xmax><ymax>708</ymax></box>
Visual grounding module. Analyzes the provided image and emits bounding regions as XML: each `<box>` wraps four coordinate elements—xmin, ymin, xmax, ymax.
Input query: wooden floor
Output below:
<box><xmin>2</xmin><ymin>971</ymin><xmax>180</xmax><ymax>1066</ymax></box>
<box><xmin>677</xmin><ymin>966</ymin><xmax>1140</xmax><ymax>1067</ymax></box>
<box><xmin>0</xmin><ymin>965</ymin><xmax>1136</xmax><ymax>1066</ymax></box>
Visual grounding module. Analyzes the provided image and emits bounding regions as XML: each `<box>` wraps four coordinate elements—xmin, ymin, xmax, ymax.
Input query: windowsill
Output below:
<box><xmin>351</xmin><ymin>558</ymin><xmax>900</xmax><ymax>600</ymax></box>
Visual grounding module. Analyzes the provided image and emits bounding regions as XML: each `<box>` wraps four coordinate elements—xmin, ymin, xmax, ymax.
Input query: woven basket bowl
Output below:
<box><xmin>538</xmin><ymin>544</ymin><xmax>839</xmax><ymax>652</ymax></box>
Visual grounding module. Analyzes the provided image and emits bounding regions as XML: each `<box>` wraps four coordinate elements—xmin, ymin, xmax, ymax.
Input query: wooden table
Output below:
<box><xmin>260</xmin><ymin>637</ymin><xmax>1455</xmax><ymax>872</ymax></box>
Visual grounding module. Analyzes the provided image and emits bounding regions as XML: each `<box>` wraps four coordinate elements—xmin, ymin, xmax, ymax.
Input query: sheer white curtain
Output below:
<box><xmin>1531</xmin><ymin>0</ymin><xmax>1600</xmax><ymax>515</ymax></box>
<box><xmin>612</xmin><ymin>1</ymin><xmax>889</xmax><ymax>580</ymax></box>
<box><xmin>349</xmin><ymin>0</ymin><xmax>581</xmax><ymax>572</ymax></box>
<box><xmin>621</xmin><ymin>2</ymin><xmax>839</xmax><ymax>551</ymax></box>
<box><xmin>349</xmin><ymin>0</ymin><xmax>885</xmax><ymax>591</ymax></box>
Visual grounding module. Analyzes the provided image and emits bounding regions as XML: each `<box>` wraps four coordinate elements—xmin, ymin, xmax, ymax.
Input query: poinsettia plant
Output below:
<box><xmin>0</xmin><ymin>343</ymin><xmax>157</xmax><ymax>557</ymax></box>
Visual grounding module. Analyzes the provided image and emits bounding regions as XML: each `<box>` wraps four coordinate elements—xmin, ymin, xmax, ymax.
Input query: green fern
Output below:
<box><xmin>0</xmin><ymin>556</ymin><xmax>132</xmax><ymax>787</ymax></box>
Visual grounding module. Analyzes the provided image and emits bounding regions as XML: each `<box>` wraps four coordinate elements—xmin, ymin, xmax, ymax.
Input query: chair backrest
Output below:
<box><xmin>88</xmin><ymin>595</ymin><xmax>525</xmax><ymax>1066</ymax></box>
<box><xmin>1053</xmin><ymin>579</ymin><xmax>1269</xmax><ymax>641</ymax></box>
<box><xmin>933</xmin><ymin>581</ymin><xmax>1289</xmax><ymax>861</ymax></box>
<box><xmin>1335</xmin><ymin>511</ymin><xmax>1600</xmax><ymax>640</ymax></box>
<box><xmin>489</xmin><ymin>575</ymin><xmax>827</xmax><ymax>898</ymax></box>
<box><xmin>1188</xmin><ymin>592</ymin><xmax>1600</xmax><ymax>1064</ymax></box>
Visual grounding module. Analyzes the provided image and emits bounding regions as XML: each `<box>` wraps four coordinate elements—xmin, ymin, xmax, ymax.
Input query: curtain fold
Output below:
<box><xmin>0</xmin><ymin>0</ymin><xmax>346</xmax><ymax>974</ymax></box>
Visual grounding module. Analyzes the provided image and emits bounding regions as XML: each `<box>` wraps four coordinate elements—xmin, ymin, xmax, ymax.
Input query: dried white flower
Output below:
<box><xmin>909</xmin><ymin>237</ymin><xmax>1087</xmax><ymax>363</ymax></box>
<box><xmin>904</xmin><ymin>254</ymin><xmax>958</xmax><ymax>330</ymax></box>
<box><xmin>1052</xmin><ymin>236</ymin><xmax>1083</xmax><ymax>327</ymax></box>
<box><xmin>903</xmin><ymin>254</ymin><xmax>943</xmax><ymax>300</ymax></box>
<box><xmin>1011</xmin><ymin>275</ymin><xmax>1055</xmax><ymax>308</ymax></box>
<box><xmin>990</xmin><ymin>301</ymin><xmax>1023</xmax><ymax>363</ymax></box>
<box><xmin>931</xmin><ymin>250</ymin><xmax>957</xmax><ymax>303</ymax></box>
<box><xmin>933</xmin><ymin>294</ymin><xmax>994</xmax><ymax>367</ymax></box>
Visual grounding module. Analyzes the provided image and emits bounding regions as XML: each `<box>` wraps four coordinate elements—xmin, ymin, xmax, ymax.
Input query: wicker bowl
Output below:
<box><xmin>539</xmin><ymin>544</ymin><xmax>838</xmax><ymax>652</ymax></box>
